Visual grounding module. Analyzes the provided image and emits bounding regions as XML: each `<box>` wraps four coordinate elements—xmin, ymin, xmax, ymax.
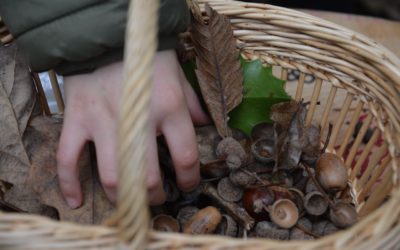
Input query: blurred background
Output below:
<box><xmin>243</xmin><ymin>0</ymin><xmax>400</xmax><ymax>20</ymax></box>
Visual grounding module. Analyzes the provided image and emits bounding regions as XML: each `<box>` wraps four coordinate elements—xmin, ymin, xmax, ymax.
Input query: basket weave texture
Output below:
<box><xmin>1</xmin><ymin>0</ymin><xmax>400</xmax><ymax>249</ymax></box>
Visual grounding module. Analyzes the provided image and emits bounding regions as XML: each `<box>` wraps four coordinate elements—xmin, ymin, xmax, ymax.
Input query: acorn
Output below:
<box><xmin>242</xmin><ymin>187</ymin><xmax>275</xmax><ymax>221</ymax></box>
<box><xmin>329</xmin><ymin>202</ymin><xmax>358</xmax><ymax>229</ymax></box>
<box><xmin>215</xmin><ymin>214</ymin><xmax>238</xmax><ymax>237</ymax></box>
<box><xmin>288</xmin><ymin>188</ymin><xmax>305</xmax><ymax>213</ymax></box>
<box><xmin>163</xmin><ymin>179</ymin><xmax>180</xmax><ymax>203</ymax></box>
<box><xmin>255</xmin><ymin>221</ymin><xmax>290</xmax><ymax>240</ymax></box>
<box><xmin>312</xmin><ymin>220</ymin><xmax>338</xmax><ymax>236</ymax></box>
<box><xmin>217</xmin><ymin>177</ymin><xmax>243</xmax><ymax>202</ymax></box>
<box><xmin>290</xmin><ymin>218</ymin><xmax>314</xmax><ymax>240</ymax></box>
<box><xmin>305</xmin><ymin>177</ymin><xmax>318</xmax><ymax>193</ymax></box>
<box><xmin>270</xmin><ymin>199</ymin><xmax>299</xmax><ymax>229</ymax></box>
<box><xmin>304</xmin><ymin>191</ymin><xmax>329</xmax><ymax>216</ymax></box>
<box><xmin>229</xmin><ymin>169</ymin><xmax>257</xmax><ymax>188</ymax></box>
<box><xmin>316</xmin><ymin>153</ymin><xmax>348</xmax><ymax>192</ymax></box>
<box><xmin>250</xmin><ymin>123</ymin><xmax>274</xmax><ymax>141</ymax></box>
<box><xmin>151</xmin><ymin>214</ymin><xmax>180</xmax><ymax>232</ymax></box>
<box><xmin>251</xmin><ymin>138</ymin><xmax>275</xmax><ymax>164</ymax></box>
<box><xmin>177</xmin><ymin>206</ymin><xmax>199</xmax><ymax>228</ymax></box>
<box><xmin>183</xmin><ymin>206</ymin><xmax>222</xmax><ymax>235</ymax></box>
<box><xmin>180</xmin><ymin>182</ymin><xmax>205</xmax><ymax>202</ymax></box>
<box><xmin>216</xmin><ymin>137</ymin><xmax>247</xmax><ymax>170</ymax></box>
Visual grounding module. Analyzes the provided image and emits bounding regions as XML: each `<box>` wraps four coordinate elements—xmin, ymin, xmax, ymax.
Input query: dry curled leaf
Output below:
<box><xmin>272</xmin><ymin>101</ymin><xmax>321</xmax><ymax>170</ymax></box>
<box><xmin>191</xmin><ymin>4</ymin><xmax>243</xmax><ymax>138</ymax></box>
<box><xmin>0</xmin><ymin>44</ymin><xmax>36</xmax><ymax>185</ymax></box>
<box><xmin>27</xmin><ymin>116</ymin><xmax>114</xmax><ymax>224</ymax></box>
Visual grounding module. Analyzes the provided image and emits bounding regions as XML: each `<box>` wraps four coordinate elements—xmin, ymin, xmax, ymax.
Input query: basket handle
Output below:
<box><xmin>109</xmin><ymin>0</ymin><xmax>159</xmax><ymax>248</ymax></box>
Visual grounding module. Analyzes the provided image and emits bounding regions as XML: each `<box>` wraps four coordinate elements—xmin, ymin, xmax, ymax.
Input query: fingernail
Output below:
<box><xmin>66</xmin><ymin>197</ymin><xmax>80</xmax><ymax>209</ymax></box>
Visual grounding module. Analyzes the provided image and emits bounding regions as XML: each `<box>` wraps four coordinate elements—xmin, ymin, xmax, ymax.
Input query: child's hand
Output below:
<box><xmin>57</xmin><ymin>50</ymin><xmax>209</xmax><ymax>208</ymax></box>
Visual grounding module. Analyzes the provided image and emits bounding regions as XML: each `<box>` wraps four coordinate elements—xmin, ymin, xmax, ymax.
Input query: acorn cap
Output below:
<box><xmin>255</xmin><ymin>221</ymin><xmax>290</xmax><ymax>240</ymax></box>
<box><xmin>304</xmin><ymin>191</ymin><xmax>329</xmax><ymax>216</ymax></box>
<box><xmin>270</xmin><ymin>199</ymin><xmax>299</xmax><ymax>229</ymax></box>
<box><xmin>215</xmin><ymin>214</ymin><xmax>238</xmax><ymax>237</ymax></box>
<box><xmin>288</xmin><ymin>188</ymin><xmax>305</xmax><ymax>212</ymax></box>
<box><xmin>177</xmin><ymin>206</ymin><xmax>199</xmax><ymax>228</ymax></box>
<box><xmin>251</xmin><ymin>138</ymin><xmax>275</xmax><ymax>164</ymax></box>
<box><xmin>217</xmin><ymin>177</ymin><xmax>243</xmax><ymax>202</ymax></box>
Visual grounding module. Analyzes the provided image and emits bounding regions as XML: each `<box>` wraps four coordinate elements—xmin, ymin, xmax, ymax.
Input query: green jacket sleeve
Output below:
<box><xmin>0</xmin><ymin>0</ymin><xmax>189</xmax><ymax>75</ymax></box>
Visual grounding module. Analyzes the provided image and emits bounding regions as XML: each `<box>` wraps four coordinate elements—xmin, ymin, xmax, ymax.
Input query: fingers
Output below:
<box><xmin>179</xmin><ymin>72</ymin><xmax>211</xmax><ymax>126</ymax></box>
<box><xmin>146</xmin><ymin>128</ymin><xmax>166</xmax><ymax>205</ymax></box>
<box><xmin>161</xmin><ymin>108</ymin><xmax>200</xmax><ymax>192</ymax></box>
<box><xmin>92</xmin><ymin>117</ymin><xmax>118</xmax><ymax>204</ymax></box>
<box><xmin>57</xmin><ymin>114</ymin><xmax>88</xmax><ymax>209</ymax></box>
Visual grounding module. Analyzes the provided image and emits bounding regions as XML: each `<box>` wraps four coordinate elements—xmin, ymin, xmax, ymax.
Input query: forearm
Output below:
<box><xmin>0</xmin><ymin>0</ymin><xmax>190</xmax><ymax>75</ymax></box>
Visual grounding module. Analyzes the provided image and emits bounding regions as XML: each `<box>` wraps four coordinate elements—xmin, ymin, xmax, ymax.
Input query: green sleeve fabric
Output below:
<box><xmin>0</xmin><ymin>0</ymin><xmax>190</xmax><ymax>75</ymax></box>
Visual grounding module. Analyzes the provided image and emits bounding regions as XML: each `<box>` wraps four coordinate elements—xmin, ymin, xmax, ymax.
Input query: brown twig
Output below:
<box><xmin>301</xmin><ymin>162</ymin><xmax>335</xmax><ymax>207</ymax></box>
<box><xmin>0</xmin><ymin>200</ymin><xmax>26</xmax><ymax>213</ymax></box>
<box><xmin>202</xmin><ymin>183</ymin><xmax>255</xmax><ymax>230</ymax></box>
<box><xmin>295</xmin><ymin>223</ymin><xmax>320</xmax><ymax>238</ymax></box>
<box><xmin>322</xmin><ymin>123</ymin><xmax>333</xmax><ymax>153</ymax></box>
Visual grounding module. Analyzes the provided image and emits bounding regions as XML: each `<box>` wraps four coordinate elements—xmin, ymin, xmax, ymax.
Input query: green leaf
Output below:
<box><xmin>228</xmin><ymin>58</ymin><xmax>291</xmax><ymax>135</ymax></box>
<box><xmin>181</xmin><ymin>57</ymin><xmax>292</xmax><ymax>136</ymax></box>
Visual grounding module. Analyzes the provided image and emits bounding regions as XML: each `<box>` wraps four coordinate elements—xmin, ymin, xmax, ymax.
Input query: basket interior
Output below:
<box><xmin>3</xmin><ymin>1</ymin><xmax>400</xmax><ymax>248</ymax></box>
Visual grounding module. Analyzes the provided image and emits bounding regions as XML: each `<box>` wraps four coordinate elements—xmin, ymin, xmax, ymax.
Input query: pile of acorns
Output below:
<box><xmin>151</xmin><ymin>101</ymin><xmax>358</xmax><ymax>240</ymax></box>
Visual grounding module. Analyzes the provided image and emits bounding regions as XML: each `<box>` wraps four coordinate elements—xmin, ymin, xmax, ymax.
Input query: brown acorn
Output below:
<box><xmin>243</xmin><ymin>187</ymin><xmax>275</xmax><ymax>221</ymax></box>
<box><xmin>255</xmin><ymin>221</ymin><xmax>290</xmax><ymax>240</ymax></box>
<box><xmin>152</xmin><ymin>214</ymin><xmax>180</xmax><ymax>232</ymax></box>
<box><xmin>251</xmin><ymin>123</ymin><xmax>274</xmax><ymax>141</ymax></box>
<box><xmin>217</xmin><ymin>177</ymin><xmax>243</xmax><ymax>202</ymax></box>
<box><xmin>290</xmin><ymin>218</ymin><xmax>314</xmax><ymax>240</ymax></box>
<box><xmin>251</xmin><ymin>138</ymin><xmax>275</xmax><ymax>164</ymax></box>
<box><xmin>215</xmin><ymin>214</ymin><xmax>238</xmax><ymax>237</ymax></box>
<box><xmin>312</xmin><ymin>220</ymin><xmax>338</xmax><ymax>236</ymax></box>
<box><xmin>216</xmin><ymin>137</ymin><xmax>247</xmax><ymax>170</ymax></box>
<box><xmin>305</xmin><ymin>177</ymin><xmax>318</xmax><ymax>193</ymax></box>
<box><xmin>270</xmin><ymin>199</ymin><xmax>299</xmax><ymax>229</ymax></box>
<box><xmin>316</xmin><ymin>153</ymin><xmax>348</xmax><ymax>192</ymax></box>
<box><xmin>229</xmin><ymin>169</ymin><xmax>257</xmax><ymax>188</ymax></box>
<box><xmin>329</xmin><ymin>202</ymin><xmax>358</xmax><ymax>229</ymax></box>
<box><xmin>177</xmin><ymin>206</ymin><xmax>199</xmax><ymax>228</ymax></box>
<box><xmin>183</xmin><ymin>206</ymin><xmax>222</xmax><ymax>234</ymax></box>
<box><xmin>304</xmin><ymin>191</ymin><xmax>329</xmax><ymax>216</ymax></box>
<box><xmin>288</xmin><ymin>188</ymin><xmax>305</xmax><ymax>212</ymax></box>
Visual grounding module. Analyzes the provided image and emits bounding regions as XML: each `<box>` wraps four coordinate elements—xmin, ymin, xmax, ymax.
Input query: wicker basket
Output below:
<box><xmin>1</xmin><ymin>0</ymin><xmax>400</xmax><ymax>249</ymax></box>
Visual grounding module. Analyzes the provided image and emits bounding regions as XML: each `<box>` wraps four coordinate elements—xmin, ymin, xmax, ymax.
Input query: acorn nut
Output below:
<box><xmin>329</xmin><ymin>202</ymin><xmax>358</xmax><ymax>228</ymax></box>
<box><xmin>316</xmin><ymin>153</ymin><xmax>348</xmax><ymax>192</ymax></box>
<box><xmin>183</xmin><ymin>206</ymin><xmax>222</xmax><ymax>234</ymax></box>
<box><xmin>215</xmin><ymin>214</ymin><xmax>238</xmax><ymax>237</ymax></box>
<box><xmin>217</xmin><ymin>177</ymin><xmax>243</xmax><ymax>202</ymax></box>
<box><xmin>255</xmin><ymin>221</ymin><xmax>290</xmax><ymax>240</ymax></box>
<box><xmin>177</xmin><ymin>206</ymin><xmax>199</xmax><ymax>228</ymax></box>
<box><xmin>152</xmin><ymin>214</ymin><xmax>180</xmax><ymax>232</ymax></box>
<box><xmin>243</xmin><ymin>187</ymin><xmax>275</xmax><ymax>221</ymax></box>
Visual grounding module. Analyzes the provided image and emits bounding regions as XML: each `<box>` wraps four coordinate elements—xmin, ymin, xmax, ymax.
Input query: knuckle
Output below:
<box><xmin>56</xmin><ymin>150</ymin><xmax>74</xmax><ymax>169</ymax></box>
<box><xmin>146</xmin><ymin>175</ymin><xmax>161</xmax><ymax>191</ymax></box>
<box><xmin>179</xmin><ymin>177</ymin><xmax>199</xmax><ymax>191</ymax></box>
<box><xmin>100</xmin><ymin>174</ymin><xmax>118</xmax><ymax>190</ymax></box>
<box><xmin>176</xmin><ymin>149</ymin><xmax>199</xmax><ymax>171</ymax></box>
<box><xmin>161</xmin><ymin>84</ymin><xmax>185</xmax><ymax>114</ymax></box>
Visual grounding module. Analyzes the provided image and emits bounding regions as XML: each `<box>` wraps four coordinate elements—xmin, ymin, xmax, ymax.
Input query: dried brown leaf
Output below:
<box><xmin>0</xmin><ymin>44</ymin><xmax>36</xmax><ymax>184</ymax></box>
<box><xmin>273</xmin><ymin>102</ymin><xmax>307</xmax><ymax>170</ymax></box>
<box><xmin>26</xmin><ymin>116</ymin><xmax>114</xmax><ymax>224</ymax></box>
<box><xmin>191</xmin><ymin>4</ymin><xmax>243</xmax><ymax>137</ymax></box>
